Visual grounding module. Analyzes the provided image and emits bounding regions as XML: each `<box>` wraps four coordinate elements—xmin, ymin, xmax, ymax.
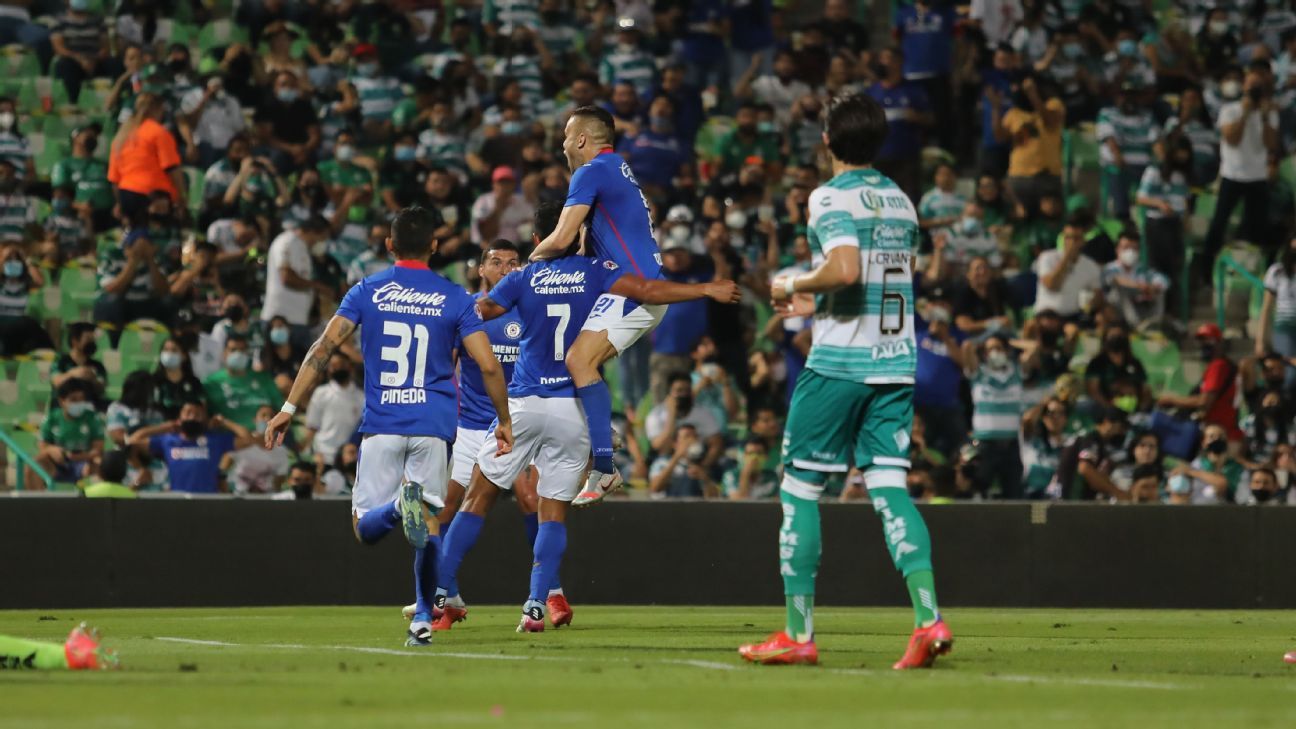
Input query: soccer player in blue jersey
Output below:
<box><xmin>441</xmin><ymin>201</ymin><xmax>739</xmax><ymax>631</ymax></box>
<box><xmin>528</xmin><ymin>106</ymin><xmax>671</xmax><ymax>507</ymax></box>
<box><xmin>264</xmin><ymin>206</ymin><xmax>513</xmax><ymax>647</ymax></box>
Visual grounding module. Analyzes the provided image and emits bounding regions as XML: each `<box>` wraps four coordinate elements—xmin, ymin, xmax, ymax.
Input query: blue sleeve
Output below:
<box><xmin>911</xmin><ymin>85</ymin><xmax>931</xmax><ymax>112</ymax></box>
<box><xmin>211</xmin><ymin>431</ymin><xmax>235</xmax><ymax>460</ymax></box>
<box><xmin>336</xmin><ymin>282</ymin><xmax>364</xmax><ymax>325</ymax></box>
<box><xmin>488</xmin><ymin>270</ymin><xmax>524</xmax><ymax>312</ymax></box>
<box><xmin>565</xmin><ymin>163</ymin><xmax>599</xmax><ymax>207</ymax></box>
<box><xmin>148</xmin><ymin>434</ymin><xmax>166</xmax><ymax>460</ymax></box>
<box><xmin>455</xmin><ymin>291</ymin><xmax>485</xmax><ymax>341</ymax></box>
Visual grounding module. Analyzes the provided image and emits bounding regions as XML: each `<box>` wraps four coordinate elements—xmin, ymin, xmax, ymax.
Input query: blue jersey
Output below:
<box><xmin>336</xmin><ymin>261</ymin><xmax>484</xmax><ymax>440</ymax></box>
<box><xmin>565</xmin><ymin>149</ymin><xmax>663</xmax><ymax>280</ymax></box>
<box><xmin>487</xmin><ymin>256</ymin><xmax>626</xmax><ymax>398</ymax></box>
<box><xmin>457</xmin><ymin>291</ymin><xmax>522</xmax><ymax>430</ymax></box>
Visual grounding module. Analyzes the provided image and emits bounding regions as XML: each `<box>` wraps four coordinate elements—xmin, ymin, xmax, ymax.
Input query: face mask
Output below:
<box><xmin>1220</xmin><ymin>80</ymin><xmax>1241</xmax><ymax>99</ymax></box>
<box><xmin>987</xmin><ymin>350</ymin><xmax>1009</xmax><ymax>368</ymax></box>
<box><xmin>160</xmin><ymin>351</ymin><xmax>183</xmax><ymax>370</ymax></box>
<box><xmin>2</xmin><ymin>259</ymin><xmax>22</xmax><ymax>278</ymax></box>
<box><xmin>1209</xmin><ymin>21</ymin><xmax>1229</xmax><ymax>36</ymax></box>
<box><xmin>180</xmin><ymin>419</ymin><xmax>205</xmax><ymax>439</ymax></box>
<box><xmin>168</xmin><ymin>59</ymin><xmax>188</xmax><ymax>74</ymax></box>
<box><xmin>676</xmin><ymin>395</ymin><xmax>693</xmax><ymax>413</ymax></box>
<box><xmin>69</xmin><ymin>0</ymin><xmax>90</xmax><ymax>10</ymax></box>
<box><xmin>1206</xmin><ymin>439</ymin><xmax>1228</xmax><ymax>455</ymax></box>
<box><xmin>1113</xmin><ymin>396</ymin><xmax>1137</xmax><ymax>414</ymax></box>
<box><xmin>649</xmin><ymin>115</ymin><xmax>672</xmax><ymax>132</ymax></box>
<box><xmin>500</xmin><ymin>120</ymin><xmax>525</xmax><ymax>136</ymax></box>
<box><xmin>149</xmin><ymin>213</ymin><xmax>171</xmax><ymax>226</ymax></box>
<box><xmin>1118</xmin><ymin>249</ymin><xmax>1139</xmax><ymax>267</ymax></box>
<box><xmin>335</xmin><ymin>145</ymin><xmax>355</xmax><ymax>162</ymax></box>
<box><xmin>253</xmin><ymin>420</ymin><xmax>268</xmax><ymax>435</ymax></box>
<box><xmin>1262</xmin><ymin>404</ymin><xmax>1282</xmax><ymax>419</ymax></box>
<box><xmin>82</xmin><ymin>135</ymin><xmax>98</xmax><ymax>155</ymax></box>
<box><xmin>617</xmin><ymin>42</ymin><xmax>635</xmax><ymax>54</ymax></box>
<box><xmin>393</xmin><ymin>145</ymin><xmax>416</xmax><ymax>162</ymax></box>
<box><xmin>1063</xmin><ymin>43</ymin><xmax>1083</xmax><ymax>60</ymax></box>
<box><xmin>312</xmin><ymin>241</ymin><xmax>328</xmax><ymax>257</ymax></box>
<box><xmin>1200</xmin><ymin>344</ymin><xmax>1215</xmax><ymax>361</ymax></box>
<box><xmin>757</xmin><ymin>121</ymin><xmax>777</xmax><ymax>134</ymax></box>
<box><xmin>224</xmin><ymin>304</ymin><xmax>246</xmax><ymax>322</ymax></box>
<box><xmin>269</xmin><ymin>327</ymin><xmax>290</xmax><ymax>345</ymax></box>
<box><xmin>52</xmin><ymin>197</ymin><xmax>70</xmax><ymax>213</ymax></box>
<box><xmin>1040</xmin><ymin>329</ymin><xmax>1059</xmax><ymax>346</ymax></box>
<box><xmin>542</xmin><ymin>11</ymin><xmax>562</xmax><ymax>22</ymax></box>
<box><xmin>64</xmin><ymin>401</ymin><xmax>91</xmax><ymax>417</ymax></box>
<box><xmin>81</xmin><ymin>341</ymin><xmax>97</xmax><ymax>357</ymax></box>
<box><xmin>356</xmin><ymin>62</ymin><xmax>379</xmax><ymax>77</ymax></box>
<box><xmin>0</xmin><ymin>111</ymin><xmax>13</xmax><ymax>130</ymax></box>
<box><xmin>1105</xmin><ymin>337</ymin><xmax>1127</xmax><ymax>354</ymax></box>
<box><xmin>330</xmin><ymin>369</ymin><xmax>351</xmax><ymax>385</ymax></box>
<box><xmin>1117</xmin><ymin>39</ymin><xmax>1137</xmax><ymax>58</ymax></box>
<box><xmin>276</xmin><ymin>88</ymin><xmax>300</xmax><ymax>103</ymax></box>
<box><xmin>961</xmin><ymin>217</ymin><xmax>980</xmax><ymax>235</ymax></box>
<box><xmin>725</xmin><ymin>210</ymin><xmax>748</xmax><ymax>230</ymax></box>
<box><xmin>669</xmin><ymin>225</ymin><xmax>690</xmax><ymax>243</ymax></box>
<box><xmin>1254</xmin><ymin>486</ymin><xmax>1275</xmax><ymax>503</ymax></box>
<box><xmin>226</xmin><ymin>351</ymin><xmax>251</xmax><ymax>371</ymax></box>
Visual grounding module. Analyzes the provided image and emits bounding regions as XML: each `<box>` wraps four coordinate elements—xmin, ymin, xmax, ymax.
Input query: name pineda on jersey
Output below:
<box><xmin>371</xmin><ymin>282</ymin><xmax>448</xmax><ymax>316</ymax></box>
<box><xmin>530</xmin><ymin>266</ymin><xmax>599</xmax><ymax>295</ymax></box>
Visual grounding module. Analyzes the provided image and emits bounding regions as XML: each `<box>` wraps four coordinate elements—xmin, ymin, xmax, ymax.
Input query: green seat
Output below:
<box><xmin>183</xmin><ymin>165</ymin><xmax>204</xmax><ymax>216</ymax></box>
<box><xmin>58</xmin><ymin>263</ymin><xmax>99</xmax><ymax>323</ymax></box>
<box><xmin>0</xmin><ymin>47</ymin><xmax>41</xmax><ymax>80</ymax></box>
<box><xmin>157</xmin><ymin>20</ymin><xmax>199</xmax><ymax>46</ymax></box>
<box><xmin>18</xmin><ymin>76</ymin><xmax>70</xmax><ymax>115</ymax></box>
<box><xmin>34</xmin><ymin>138</ymin><xmax>70</xmax><ymax>180</ymax></box>
<box><xmin>603</xmin><ymin>357</ymin><xmax>622</xmax><ymax>413</ymax></box>
<box><xmin>12</xmin><ymin>358</ymin><xmax>52</xmax><ymax>419</ymax></box>
<box><xmin>119</xmin><ymin>320</ymin><xmax>169</xmax><ymax>373</ymax></box>
<box><xmin>197</xmin><ymin>19</ymin><xmax>251</xmax><ymax>54</ymax></box>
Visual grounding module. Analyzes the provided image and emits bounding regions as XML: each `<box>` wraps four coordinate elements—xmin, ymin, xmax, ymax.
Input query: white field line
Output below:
<box><xmin>155</xmin><ymin>636</ymin><xmax>1220</xmax><ymax>689</ymax></box>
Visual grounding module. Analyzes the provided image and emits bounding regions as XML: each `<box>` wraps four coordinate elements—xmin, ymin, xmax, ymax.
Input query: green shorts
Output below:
<box><xmin>781</xmin><ymin>368</ymin><xmax>913</xmax><ymax>485</ymax></box>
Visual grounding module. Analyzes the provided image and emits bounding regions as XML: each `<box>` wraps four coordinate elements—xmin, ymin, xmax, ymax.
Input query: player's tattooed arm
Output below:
<box><xmin>265</xmin><ymin>315</ymin><xmax>357</xmax><ymax>448</ymax></box>
<box><xmin>609</xmin><ymin>275</ymin><xmax>742</xmax><ymax>305</ymax></box>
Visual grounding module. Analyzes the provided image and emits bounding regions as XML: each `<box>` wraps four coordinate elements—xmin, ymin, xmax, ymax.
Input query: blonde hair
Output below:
<box><xmin>111</xmin><ymin>92</ymin><xmax>163</xmax><ymax>155</ymax></box>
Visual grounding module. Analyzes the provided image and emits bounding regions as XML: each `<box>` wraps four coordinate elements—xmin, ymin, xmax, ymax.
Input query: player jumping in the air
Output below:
<box><xmin>527</xmin><ymin>106</ymin><xmax>667</xmax><ymax>507</ymax></box>
<box><xmin>0</xmin><ymin>624</ymin><xmax>116</xmax><ymax>670</ymax></box>
<box><xmin>411</xmin><ymin>237</ymin><xmax>559</xmax><ymax>630</ymax></box>
<box><xmin>738</xmin><ymin>94</ymin><xmax>953</xmax><ymax>669</ymax></box>
<box><xmin>442</xmin><ymin>201</ymin><xmax>740</xmax><ymax>631</ymax></box>
<box><xmin>265</xmin><ymin>207</ymin><xmax>512</xmax><ymax>647</ymax></box>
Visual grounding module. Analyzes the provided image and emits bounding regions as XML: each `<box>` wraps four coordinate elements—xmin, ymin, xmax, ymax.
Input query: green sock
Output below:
<box><xmin>0</xmin><ymin>635</ymin><xmax>68</xmax><ymax>670</ymax></box>
<box><xmin>868</xmin><ymin>483</ymin><xmax>939</xmax><ymax>627</ymax></box>
<box><xmin>779</xmin><ymin>485</ymin><xmax>821</xmax><ymax>643</ymax></box>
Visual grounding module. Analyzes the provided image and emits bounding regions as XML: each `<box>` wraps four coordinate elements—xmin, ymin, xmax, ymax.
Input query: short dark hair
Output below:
<box><xmin>1131</xmin><ymin>462</ymin><xmax>1163</xmax><ymax>482</ymax></box>
<box><xmin>56</xmin><ymin>378</ymin><xmax>91</xmax><ymax>401</ymax></box>
<box><xmin>299</xmin><ymin>214</ymin><xmax>331</xmax><ymax>234</ymax></box>
<box><xmin>487</xmin><ymin>239</ymin><xmax>520</xmax><ymax>255</ymax></box>
<box><xmin>667</xmin><ymin>372</ymin><xmax>692</xmax><ymax>389</ymax></box>
<box><xmin>569</xmin><ymin>105</ymin><xmax>615</xmax><ymax>143</ymax></box>
<box><xmin>823</xmin><ymin>93</ymin><xmax>888</xmax><ymax>165</ymax></box>
<box><xmin>534</xmin><ymin>200</ymin><xmax>564</xmax><ymax>242</ymax></box>
<box><xmin>99</xmin><ymin>450</ymin><xmax>128</xmax><ymax>483</ymax></box>
<box><xmin>390</xmin><ymin>205</ymin><xmax>440</xmax><ymax>258</ymax></box>
<box><xmin>1065</xmin><ymin>208</ymin><xmax>1094</xmax><ymax>229</ymax></box>
<box><xmin>290</xmin><ymin>461</ymin><xmax>316</xmax><ymax>476</ymax></box>
<box><xmin>68</xmin><ymin>321</ymin><xmax>97</xmax><ymax>345</ymax></box>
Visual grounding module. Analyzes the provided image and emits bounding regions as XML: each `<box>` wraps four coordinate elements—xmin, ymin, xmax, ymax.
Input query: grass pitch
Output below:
<box><xmin>2</xmin><ymin>606</ymin><xmax>1294</xmax><ymax>728</ymax></box>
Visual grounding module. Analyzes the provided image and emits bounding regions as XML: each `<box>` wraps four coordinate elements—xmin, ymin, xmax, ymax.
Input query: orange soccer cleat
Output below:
<box><xmin>431</xmin><ymin>604</ymin><xmax>468</xmax><ymax>631</ymax></box>
<box><xmin>892</xmin><ymin>618</ymin><xmax>953</xmax><ymax>670</ymax></box>
<box><xmin>738</xmin><ymin>631</ymin><xmax>819</xmax><ymax>666</ymax></box>
<box><xmin>64</xmin><ymin>623</ymin><xmax>118</xmax><ymax>670</ymax></box>
<box><xmin>546</xmin><ymin>594</ymin><xmax>573</xmax><ymax>628</ymax></box>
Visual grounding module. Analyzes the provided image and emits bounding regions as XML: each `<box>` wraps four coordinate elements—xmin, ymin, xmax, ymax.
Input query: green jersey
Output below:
<box><xmin>804</xmin><ymin>168</ymin><xmax>919</xmax><ymax>384</ymax></box>
<box><xmin>203</xmin><ymin>368</ymin><xmax>280</xmax><ymax>429</ymax></box>
<box><xmin>50</xmin><ymin>156</ymin><xmax>113</xmax><ymax>210</ymax></box>
<box><xmin>970</xmin><ymin>363</ymin><xmax>1024</xmax><ymax>441</ymax></box>
<box><xmin>40</xmin><ymin>407</ymin><xmax>103</xmax><ymax>453</ymax></box>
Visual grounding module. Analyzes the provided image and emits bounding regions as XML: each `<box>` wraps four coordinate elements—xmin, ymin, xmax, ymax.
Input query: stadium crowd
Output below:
<box><xmin>1</xmin><ymin>0</ymin><xmax>1296</xmax><ymax>505</ymax></box>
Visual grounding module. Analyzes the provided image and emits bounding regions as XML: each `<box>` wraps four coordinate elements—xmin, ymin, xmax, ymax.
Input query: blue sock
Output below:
<box><xmin>437</xmin><ymin>512</ymin><xmax>484</xmax><ymax>597</ymax></box>
<box><xmin>529</xmin><ymin>522</ymin><xmax>567</xmax><ymax>603</ymax></box>
<box><xmin>413</xmin><ymin>534</ymin><xmax>441</xmax><ymax>618</ymax></box>
<box><xmin>576</xmin><ymin>381</ymin><xmax>615</xmax><ymax>473</ymax></box>
<box><xmin>523</xmin><ymin>512</ymin><xmax>539</xmax><ymax>546</ymax></box>
<box><xmin>356</xmin><ymin>501</ymin><xmax>400</xmax><ymax>545</ymax></box>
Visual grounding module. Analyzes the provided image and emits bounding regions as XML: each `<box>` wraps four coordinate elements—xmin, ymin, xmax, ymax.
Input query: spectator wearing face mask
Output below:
<box><xmin>1102</xmin><ymin>230</ymin><xmax>1169</xmax><ymax>328</ymax></box>
<box><xmin>866</xmin><ymin>47</ymin><xmax>932</xmax><ymax>202</ymax></box>
<box><xmin>349</xmin><ymin>44</ymin><xmax>402</xmax><ymax>144</ymax></box>
<box><xmin>105</xmin><ymin>369</ymin><xmax>162</xmax><ymax>450</ymax></box>
<box><xmin>169</xmin><ymin>241</ymin><xmax>224</xmax><ymax>327</ymax></box>
<box><xmin>1056</xmin><ymin>406</ymin><xmax>1134</xmax><ymax>501</ymax></box>
<box><xmin>347</xmin><ymin>222</ymin><xmax>393</xmax><ymax>286</ymax></box>
<box><xmin>51</xmin><ymin>124</ymin><xmax>113</xmax><ymax>232</ymax></box>
<box><xmin>915</xmin><ymin>289</ymin><xmax>968</xmax><ymax>456</ymax></box>
<box><xmin>1197</xmin><ymin>8</ymin><xmax>1240</xmax><ymax>73</ymax></box>
<box><xmin>203</xmin><ymin>336</ymin><xmax>281</xmax><ymax>430</ymax></box>
<box><xmin>301</xmin><ymin>351</ymin><xmax>364</xmax><ymax>468</ymax></box>
<box><xmin>262</xmin><ymin>214</ymin><xmax>331</xmax><ymax>347</ymax></box>
<box><xmin>1167</xmin><ymin>425</ymin><xmax>1242</xmax><ymax>505</ymax></box>
<box><xmin>1164</xmin><ymin>87</ymin><xmax>1219</xmax><ymax>187</ymax></box>
<box><xmin>150</xmin><ymin>337</ymin><xmax>206</xmax><ymax>420</ymax></box>
<box><xmin>918</xmin><ymin>163</ymin><xmax>965</xmax><ymax>233</ymax></box>
<box><xmin>0</xmin><ymin>244</ymin><xmax>51</xmax><ymax>355</ymax></box>
<box><xmin>320</xmin><ymin>442</ymin><xmax>359</xmax><ymax>495</ymax></box>
<box><xmin>1239</xmin><ymin>388</ymin><xmax>1294</xmax><ymax>471</ymax></box>
<box><xmin>180</xmin><ymin>75</ymin><xmax>246</xmax><ymax>169</ymax></box>
<box><xmin>961</xmin><ymin>334</ymin><xmax>1032</xmax><ymax>499</ymax></box>
<box><xmin>1034</xmin><ymin>213</ymin><xmax>1104</xmax><ymax>321</ymax></box>
<box><xmin>1019</xmin><ymin>396</ymin><xmax>1073</xmax><ymax>499</ymax></box>
<box><xmin>649</xmin><ymin>235</ymin><xmax>714</xmax><ymax>402</ymax></box>
<box><xmin>128</xmin><ymin>400</ymin><xmax>257</xmax><ymax>493</ymax></box>
<box><xmin>1204</xmin><ymin>64</ymin><xmax>1280</xmax><ymax>274</ymax></box>
<box><xmin>254</xmin><ymin>71</ymin><xmax>320</xmax><ymax>173</ymax></box>
<box><xmin>226</xmin><ymin>404</ymin><xmax>292</xmax><ymax>495</ymax></box>
<box><xmin>1158</xmin><ymin>323</ymin><xmax>1242</xmax><ymax>438</ymax></box>
<box><xmin>50</xmin><ymin>0</ymin><xmax>120</xmax><ymax>104</ymax></box>
<box><xmin>723</xmin><ymin>435</ymin><xmax>779</xmax><ymax>500</ymax></box>
<box><xmin>261</xmin><ymin>315</ymin><xmax>305</xmax><ymax>396</ymax></box>
<box><xmin>649</xmin><ymin>424</ymin><xmax>719</xmax><ymax>499</ymax></box>
<box><xmin>51</xmin><ymin>321</ymin><xmax>106</xmax><ymax>407</ymax></box>
<box><xmin>42</xmin><ymin>185</ymin><xmax>93</xmax><ymax>261</ymax></box>
<box><xmin>689</xmin><ymin>335</ymin><xmax>739</xmax><ymax>432</ymax></box>
<box><xmin>0</xmin><ymin>97</ymin><xmax>32</xmax><ymax>183</ymax></box>
<box><xmin>1135</xmin><ymin>133</ymin><xmax>1193</xmax><ymax>286</ymax></box>
<box><xmin>953</xmin><ymin>256</ymin><xmax>1014</xmax><ymax>338</ymax></box>
<box><xmin>0</xmin><ymin>158</ymin><xmax>37</xmax><ymax>245</ymax></box>
<box><xmin>93</xmin><ymin>208</ymin><xmax>169</xmax><ymax>336</ymax></box>
<box><xmin>1085</xmin><ymin>322</ymin><xmax>1151</xmax><ymax>414</ymax></box>
<box><xmin>1096</xmin><ymin>82</ymin><xmax>1157</xmax><ymax>218</ymax></box>
<box><xmin>646</xmin><ymin>373</ymin><xmax>725</xmax><ymax>468</ymax></box>
<box><xmin>1018</xmin><ymin>309</ymin><xmax>1079</xmax><ymax>405</ymax></box>
<box><xmin>933</xmin><ymin>201</ymin><xmax>1002</xmax><ymax>274</ymax></box>
<box><xmin>616</xmin><ymin>96</ymin><xmax>688</xmax><ymax>201</ymax></box>
<box><xmin>33</xmin><ymin>379</ymin><xmax>104</xmax><ymax>486</ymax></box>
<box><xmin>1110</xmin><ymin>430</ymin><xmax>1164</xmax><ymax>496</ymax></box>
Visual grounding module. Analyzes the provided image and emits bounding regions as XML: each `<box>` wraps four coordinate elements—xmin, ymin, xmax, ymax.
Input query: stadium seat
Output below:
<box><xmin>197</xmin><ymin>19</ymin><xmax>251</xmax><ymax>54</ymax></box>
<box><xmin>18</xmin><ymin>76</ymin><xmax>70</xmax><ymax>115</ymax></box>
<box><xmin>156</xmin><ymin>20</ymin><xmax>199</xmax><ymax>46</ymax></box>
<box><xmin>0</xmin><ymin>46</ymin><xmax>41</xmax><ymax>80</ymax></box>
<box><xmin>58</xmin><ymin>263</ymin><xmax>99</xmax><ymax>323</ymax></box>
<box><xmin>2</xmin><ymin>423</ymin><xmax>41</xmax><ymax>489</ymax></box>
<box><xmin>119</xmin><ymin>320</ymin><xmax>169</xmax><ymax>374</ymax></box>
<box><xmin>12</xmin><ymin>357</ymin><xmax>52</xmax><ymax>416</ymax></box>
<box><xmin>183</xmin><ymin>166</ymin><xmax>204</xmax><ymax>217</ymax></box>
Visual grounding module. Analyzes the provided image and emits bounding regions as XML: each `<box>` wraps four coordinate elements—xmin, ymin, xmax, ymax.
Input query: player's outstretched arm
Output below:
<box><xmin>476</xmin><ymin>297</ymin><xmax>507</xmax><ymax>321</ymax></box>
<box><xmin>770</xmin><ymin>246</ymin><xmax>861</xmax><ymax>304</ymax></box>
<box><xmin>529</xmin><ymin>203</ymin><xmax>590</xmax><ymax>261</ymax></box>
<box><xmin>461</xmin><ymin>330</ymin><xmax>513</xmax><ymax>456</ymax></box>
<box><xmin>264</xmin><ymin>314</ymin><xmax>357</xmax><ymax>449</ymax></box>
<box><xmin>610</xmin><ymin>276</ymin><xmax>742</xmax><ymax>305</ymax></box>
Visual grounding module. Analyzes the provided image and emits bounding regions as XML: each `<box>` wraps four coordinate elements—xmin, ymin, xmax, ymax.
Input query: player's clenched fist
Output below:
<box><xmin>493</xmin><ymin>420</ymin><xmax>514</xmax><ymax>457</ymax></box>
<box><xmin>264</xmin><ymin>410</ymin><xmax>292</xmax><ymax>449</ymax></box>
<box><xmin>705</xmin><ymin>280</ymin><xmax>742</xmax><ymax>304</ymax></box>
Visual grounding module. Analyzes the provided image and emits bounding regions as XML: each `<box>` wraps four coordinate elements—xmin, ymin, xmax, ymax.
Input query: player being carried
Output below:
<box><xmin>265</xmin><ymin>206</ymin><xmax>513</xmax><ymax>647</ymax></box>
<box><xmin>738</xmin><ymin>94</ymin><xmax>953</xmax><ymax>669</ymax></box>
<box><xmin>421</xmin><ymin>236</ymin><xmax>562</xmax><ymax>631</ymax></box>
<box><xmin>440</xmin><ymin>200</ymin><xmax>739</xmax><ymax>632</ymax></box>
<box><xmin>527</xmin><ymin>105</ymin><xmax>672</xmax><ymax>507</ymax></box>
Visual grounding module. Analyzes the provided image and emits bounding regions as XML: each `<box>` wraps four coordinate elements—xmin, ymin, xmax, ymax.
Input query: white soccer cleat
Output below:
<box><xmin>406</xmin><ymin>617</ymin><xmax>433</xmax><ymax>647</ymax></box>
<box><xmin>571</xmin><ymin>469</ymin><xmax>624</xmax><ymax>507</ymax></box>
<box><xmin>401</xmin><ymin>603</ymin><xmax>418</xmax><ymax>620</ymax></box>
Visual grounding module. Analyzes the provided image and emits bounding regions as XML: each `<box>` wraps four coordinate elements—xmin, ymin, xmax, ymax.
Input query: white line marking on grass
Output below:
<box><xmin>826</xmin><ymin>667</ymin><xmax>1192</xmax><ymax>691</ymax></box>
<box><xmin>156</xmin><ymin>637</ymin><xmax>238</xmax><ymax>647</ymax></box>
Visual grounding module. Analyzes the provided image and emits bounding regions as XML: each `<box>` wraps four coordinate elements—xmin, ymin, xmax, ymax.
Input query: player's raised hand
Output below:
<box><xmin>706</xmin><ymin>280</ymin><xmax>741</xmax><ymax>304</ymax></box>
<box><xmin>263</xmin><ymin>410</ymin><xmax>293</xmax><ymax>450</ymax></box>
<box><xmin>493</xmin><ymin>420</ymin><xmax>514</xmax><ymax>457</ymax></box>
